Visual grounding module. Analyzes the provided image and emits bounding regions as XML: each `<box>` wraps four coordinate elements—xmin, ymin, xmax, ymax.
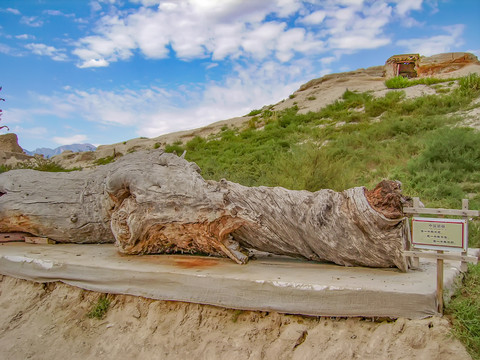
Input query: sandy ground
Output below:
<box><xmin>0</xmin><ymin>275</ymin><xmax>471</xmax><ymax>360</ymax></box>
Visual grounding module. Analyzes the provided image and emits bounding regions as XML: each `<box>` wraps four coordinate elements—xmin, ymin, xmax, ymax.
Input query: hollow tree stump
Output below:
<box><xmin>0</xmin><ymin>150</ymin><xmax>409</xmax><ymax>271</ymax></box>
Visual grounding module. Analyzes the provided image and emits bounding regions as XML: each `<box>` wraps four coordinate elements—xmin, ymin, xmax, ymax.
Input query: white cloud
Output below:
<box><xmin>300</xmin><ymin>10</ymin><xmax>326</xmax><ymax>25</ymax></box>
<box><xmin>43</xmin><ymin>10</ymin><xmax>75</xmax><ymax>17</ymax></box>
<box><xmin>11</xmin><ymin>126</ymin><xmax>48</xmax><ymax>138</ymax></box>
<box><xmin>0</xmin><ymin>43</ymin><xmax>24</xmax><ymax>57</ymax></box>
<box><xmin>393</xmin><ymin>0</ymin><xmax>423</xmax><ymax>16</ymax></box>
<box><xmin>53</xmin><ymin>134</ymin><xmax>88</xmax><ymax>145</ymax></box>
<box><xmin>1</xmin><ymin>8</ymin><xmax>21</xmax><ymax>15</ymax></box>
<box><xmin>326</xmin><ymin>1</ymin><xmax>392</xmax><ymax>50</ymax></box>
<box><xmin>16</xmin><ymin>34</ymin><xmax>35</xmax><ymax>40</ymax></box>
<box><xmin>25</xmin><ymin>43</ymin><xmax>68</xmax><ymax>61</ymax></box>
<box><xmin>77</xmin><ymin>58</ymin><xmax>109</xmax><ymax>68</ymax></box>
<box><xmin>396</xmin><ymin>24</ymin><xmax>464</xmax><ymax>56</ymax></box>
<box><xmin>21</xmin><ymin>59</ymin><xmax>315</xmax><ymax>140</ymax></box>
<box><xmin>20</xmin><ymin>16</ymin><xmax>43</xmax><ymax>27</ymax></box>
<box><xmin>72</xmin><ymin>0</ymin><xmax>329</xmax><ymax>67</ymax></box>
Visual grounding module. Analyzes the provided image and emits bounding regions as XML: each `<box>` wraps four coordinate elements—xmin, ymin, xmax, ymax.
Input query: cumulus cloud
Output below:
<box><xmin>77</xmin><ymin>58</ymin><xmax>109</xmax><ymax>68</ymax></box>
<box><xmin>73</xmin><ymin>0</ymin><xmax>365</xmax><ymax>68</ymax></box>
<box><xmin>396</xmin><ymin>24</ymin><xmax>464</xmax><ymax>56</ymax></box>
<box><xmin>25</xmin><ymin>43</ymin><xmax>68</xmax><ymax>61</ymax></box>
<box><xmin>325</xmin><ymin>1</ymin><xmax>392</xmax><ymax>50</ymax></box>
<box><xmin>393</xmin><ymin>0</ymin><xmax>423</xmax><ymax>16</ymax></box>
<box><xmin>53</xmin><ymin>134</ymin><xmax>88</xmax><ymax>145</ymax></box>
<box><xmin>23</xmin><ymin>58</ymin><xmax>314</xmax><ymax>139</ymax></box>
<box><xmin>300</xmin><ymin>10</ymin><xmax>326</xmax><ymax>25</ymax></box>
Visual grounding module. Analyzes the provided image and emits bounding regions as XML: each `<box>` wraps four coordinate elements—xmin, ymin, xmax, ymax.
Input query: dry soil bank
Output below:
<box><xmin>0</xmin><ymin>276</ymin><xmax>471</xmax><ymax>360</ymax></box>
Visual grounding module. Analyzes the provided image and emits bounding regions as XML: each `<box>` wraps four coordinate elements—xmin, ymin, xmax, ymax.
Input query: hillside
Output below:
<box><xmin>1</xmin><ymin>54</ymin><xmax>480</xmax><ymax>359</ymax></box>
<box><xmin>24</xmin><ymin>143</ymin><xmax>96</xmax><ymax>158</ymax></box>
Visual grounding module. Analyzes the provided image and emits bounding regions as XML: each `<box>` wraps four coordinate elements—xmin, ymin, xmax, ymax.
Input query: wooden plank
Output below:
<box><xmin>437</xmin><ymin>250</ymin><xmax>444</xmax><ymax>314</ymax></box>
<box><xmin>403</xmin><ymin>250</ymin><xmax>478</xmax><ymax>264</ymax></box>
<box><xmin>410</xmin><ymin>198</ymin><xmax>420</xmax><ymax>268</ymax></box>
<box><xmin>24</xmin><ymin>237</ymin><xmax>56</xmax><ymax>245</ymax></box>
<box><xmin>460</xmin><ymin>199</ymin><xmax>469</xmax><ymax>272</ymax></box>
<box><xmin>0</xmin><ymin>233</ymin><xmax>27</xmax><ymax>243</ymax></box>
<box><xmin>403</xmin><ymin>207</ymin><xmax>479</xmax><ymax>217</ymax></box>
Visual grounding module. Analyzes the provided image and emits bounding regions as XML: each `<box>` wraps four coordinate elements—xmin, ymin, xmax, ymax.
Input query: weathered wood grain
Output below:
<box><xmin>0</xmin><ymin>150</ymin><xmax>409</xmax><ymax>271</ymax></box>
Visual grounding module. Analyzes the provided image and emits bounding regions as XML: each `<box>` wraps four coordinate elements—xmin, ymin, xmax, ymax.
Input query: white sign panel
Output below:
<box><xmin>411</xmin><ymin>217</ymin><xmax>467</xmax><ymax>252</ymax></box>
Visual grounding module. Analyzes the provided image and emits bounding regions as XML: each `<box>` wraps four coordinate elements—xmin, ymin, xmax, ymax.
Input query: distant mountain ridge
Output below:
<box><xmin>25</xmin><ymin>144</ymin><xmax>97</xmax><ymax>158</ymax></box>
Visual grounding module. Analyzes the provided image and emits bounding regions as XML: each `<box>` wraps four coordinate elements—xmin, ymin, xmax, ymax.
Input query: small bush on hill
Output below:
<box><xmin>94</xmin><ymin>155</ymin><xmax>116</xmax><ymax>166</ymax></box>
<box><xmin>1</xmin><ymin>158</ymin><xmax>81</xmax><ymax>173</ymax></box>
<box><xmin>385</xmin><ymin>76</ymin><xmax>455</xmax><ymax>89</ymax></box>
<box><xmin>247</xmin><ymin>109</ymin><xmax>261</xmax><ymax>116</ymax></box>
<box><xmin>87</xmin><ymin>295</ymin><xmax>111</xmax><ymax>319</ymax></box>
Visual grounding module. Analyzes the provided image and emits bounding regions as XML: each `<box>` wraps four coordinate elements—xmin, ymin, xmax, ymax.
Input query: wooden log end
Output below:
<box><xmin>364</xmin><ymin>180</ymin><xmax>406</xmax><ymax>219</ymax></box>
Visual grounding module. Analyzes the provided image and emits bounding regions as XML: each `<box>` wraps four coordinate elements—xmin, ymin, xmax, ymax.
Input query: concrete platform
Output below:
<box><xmin>0</xmin><ymin>243</ymin><xmax>468</xmax><ymax>319</ymax></box>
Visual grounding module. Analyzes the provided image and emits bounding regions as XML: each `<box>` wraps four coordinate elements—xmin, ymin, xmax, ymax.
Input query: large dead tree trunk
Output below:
<box><xmin>0</xmin><ymin>150</ymin><xmax>409</xmax><ymax>271</ymax></box>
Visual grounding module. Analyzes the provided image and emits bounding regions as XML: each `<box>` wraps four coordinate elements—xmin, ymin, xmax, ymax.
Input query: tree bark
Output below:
<box><xmin>0</xmin><ymin>150</ymin><xmax>409</xmax><ymax>271</ymax></box>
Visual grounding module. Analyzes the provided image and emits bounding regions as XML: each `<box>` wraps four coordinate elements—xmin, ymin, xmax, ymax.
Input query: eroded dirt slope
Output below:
<box><xmin>0</xmin><ymin>276</ymin><xmax>470</xmax><ymax>360</ymax></box>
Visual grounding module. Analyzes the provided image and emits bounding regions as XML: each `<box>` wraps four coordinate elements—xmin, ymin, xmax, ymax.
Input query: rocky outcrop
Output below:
<box><xmin>0</xmin><ymin>133</ymin><xmax>32</xmax><ymax>167</ymax></box>
<box><xmin>416</xmin><ymin>52</ymin><xmax>480</xmax><ymax>77</ymax></box>
<box><xmin>299</xmin><ymin>66</ymin><xmax>384</xmax><ymax>92</ymax></box>
<box><xmin>0</xmin><ymin>133</ymin><xmax>24</xmax><ymax>154</ymax></box>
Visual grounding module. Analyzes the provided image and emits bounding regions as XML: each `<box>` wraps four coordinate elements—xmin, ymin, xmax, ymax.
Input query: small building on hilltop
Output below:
<box><xmin>385</xmin><ymin>54</ymin><xmax>420</xmax><ymax>78</ymax></box>
<box><xmin>385</xmin><ymin>52</ymin><xmax>480</xmax><ymax>78</ymax></box>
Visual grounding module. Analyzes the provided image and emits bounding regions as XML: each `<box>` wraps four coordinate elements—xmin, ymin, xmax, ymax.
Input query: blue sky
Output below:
<box><xmin>0</xmin><ymin>0</ymin><xmax>479</xmax><ymax>151</ymax></box>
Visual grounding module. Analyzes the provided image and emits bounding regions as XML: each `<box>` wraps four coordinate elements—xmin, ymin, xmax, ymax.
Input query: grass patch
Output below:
<box><xmin>94</xmin><ymin>155</ymin><xmax>116</xmax><ymax>166</ymax></box>
<box><xmin>178</xmin><ymin>75</ymin><xmax>479</xmax><ymax>194</ymax></box>
<box><xmin>232</xmin><ymin>309</ymin><xmax>244</xmax><ymax>323</ymax></box>
<box><xmin>446</xmin><ymin>263</ymin><xmax>480</xmax><ymax>359</ymax></box>
<box><xmin>385</xmin><ymin>76</ymin><xmax>455</xmax><ymax>89</ymax></box>
<box><xmin>0</xmin><ymin>158</ymin><xmax>80</xmax><ymax>173</ymax></box>
<box><xmin>165</xmin><ymin>141</ymin><xmax>185</xmax><ymax>155</ymax></box>
<box><xmin>87</xmin><ymin>295</ymin><xmax>111</xmax><ymax>319</ymax></box>
<box><xmin>247</xmin><ymin>109</ymin><xmax>262</xmax><ymax>116</ymax></box>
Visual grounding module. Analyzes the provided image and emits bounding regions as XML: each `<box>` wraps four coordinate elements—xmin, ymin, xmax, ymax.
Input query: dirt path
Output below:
<box><xmin>0</xmin><ymin>276</ymin><xmax>470</xmax><ymax>360</ymax></box>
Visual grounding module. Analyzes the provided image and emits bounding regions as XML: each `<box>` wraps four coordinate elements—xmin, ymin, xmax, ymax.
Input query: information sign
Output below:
<box><xmin>411</xmin><ymin>217</ymin><xmax>467</xmax><ymax>252</ymax></box>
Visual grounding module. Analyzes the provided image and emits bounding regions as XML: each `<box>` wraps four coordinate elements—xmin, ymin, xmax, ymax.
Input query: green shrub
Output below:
<box><xmin>1</xmin><ymin>158</ymin><xmax>80</xmax><ymax>173</ymax></box>
<box><xmin>247</xmin><ymin>109</ymin><xmax>261</xmax><ymax>116</ymax></box>
<box><xmin>0</xmin><ymin>164</ymin><xmax>12</xmax><ymax>173</ymax></box>
<box><xmin>248</xmin><ymin>116</ymin><xmax>259</xmax><ymax>129</ymax></box>
<box><xmin>307</xmin><ymin>96</ymin><xmax>316</xmax><ymax>101</ymax></box>
<box><xmin>186</xmin><ymin>136</ymin><xmax>206</xmax><ymax>152</ymax></box>
<box><xmin>446</xmin><ymin>263</ymin><xmax>480</xmax><ymax>359</ymax></box>
<box><xmin>94</xmin><ymin>155</ymin><xmax>116</xmax><ymax>166</ymax></box>
<box><xmin>459</xmin><ymin>73</ymin><xmax>480</xmax><ymax>94</ymax></box>
<box><xmin>385</xmin><ymin>76</ymin><xmax>455</xmax><ymax>89</ymax></box>
<box><xmin>153</xmin><ymin>142</ymin><xmax>161</xmax><ymax>149</ymax></box>
<box><xmin>385</xmin><ymin>76</ymin><xmax>411</xmax><ymax>89</ymax></box>
<box><xmin>165</xmin><ymin>141</ymin><xmax>185</xmax><ymax>154</ymax></box>
<box><xmin>87</xmin><ymin>296</ymin><xmax>111</xmax><ymax>319</ymax></box>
